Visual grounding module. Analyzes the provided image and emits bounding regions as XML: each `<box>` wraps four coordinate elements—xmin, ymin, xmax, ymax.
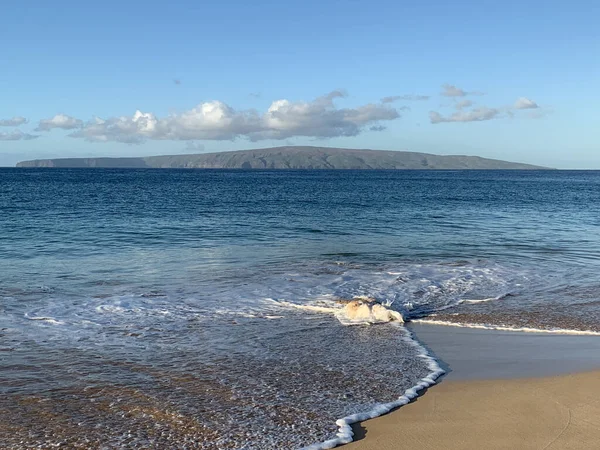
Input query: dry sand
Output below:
<box><xmin>345</xmin><ymin>324</ymin><xmax>600</xmax><ymax>450</ymax></box>
<box><xmin>346</xmin><ymin>370</ymin><xmax>600</xmax><ymax>450</ymax></box>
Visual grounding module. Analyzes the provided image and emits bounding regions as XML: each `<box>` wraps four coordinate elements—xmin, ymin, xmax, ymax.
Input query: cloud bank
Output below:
<box><xmin>63</xmin><ymin>91</ymin><xmax>399</xmax><ymax>143</ymax></box>
<box><xmin>430</xmin><ymin>85</ymin><xmax>542</xmax><ymax>124</ymax></box>
<box><xmin>0</xmin><ymin>87</ymin><xmax>545</xmax><ymax>140</ymax></box>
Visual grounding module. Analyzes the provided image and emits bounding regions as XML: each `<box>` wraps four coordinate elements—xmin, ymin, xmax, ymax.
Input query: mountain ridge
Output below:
<box><xmin>15</xmin><ymin>146</ymin><xmax>549</xmax><ymax>169</ymax></box>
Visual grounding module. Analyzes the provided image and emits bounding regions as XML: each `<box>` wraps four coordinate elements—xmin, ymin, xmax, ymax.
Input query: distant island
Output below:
<box><xmin>16</xmin><ymin>146</ymin><xmax>547</xmax><ymax>169</ymax></box>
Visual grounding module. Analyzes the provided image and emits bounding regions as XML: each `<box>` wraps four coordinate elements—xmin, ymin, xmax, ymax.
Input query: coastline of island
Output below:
<box><xmin>14</xmin><ymin>146</ymin><xmax>548</xmax><ymax>170</ymax></box>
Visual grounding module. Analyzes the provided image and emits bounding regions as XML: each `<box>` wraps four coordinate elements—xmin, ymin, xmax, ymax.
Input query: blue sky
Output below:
<box><xmin>1</xmin><ymin>0</ymin><xmax>598</xmax><ymax>168</ymax></box>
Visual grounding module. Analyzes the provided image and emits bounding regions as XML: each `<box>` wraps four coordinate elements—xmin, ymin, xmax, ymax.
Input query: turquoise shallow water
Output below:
<box><xmin>2</xmin><ymin>168</ymin><xmax>600</xmax><ymax>448</ymax></box>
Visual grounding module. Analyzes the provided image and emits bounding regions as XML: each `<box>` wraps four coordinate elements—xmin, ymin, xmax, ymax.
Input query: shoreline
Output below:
<box><xmin>409</xmin><ymin>322</ymin><xmax>600</xmax><ymax>380</ymax></box>
<box><xmin>343</xmin><ymin>323</ymin><xmax>600</xmax><ymax>449</ymax></box>
<box><xmin>412</xmin><ymin>318</ymin><xmax>600</xmax><ymax>336</ymax></box>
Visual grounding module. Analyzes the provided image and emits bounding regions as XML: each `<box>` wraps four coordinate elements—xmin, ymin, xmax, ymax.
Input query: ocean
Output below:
<box><xmin>2</xmin><ymin>168</ymin><xmax>600</xmax><ymax>449</ymax></box>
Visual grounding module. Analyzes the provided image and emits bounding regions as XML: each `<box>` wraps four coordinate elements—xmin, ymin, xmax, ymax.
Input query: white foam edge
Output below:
<box><xmin>301</xmin><ymin>323</ymin><xmax>445</xmax><ymax>450</ymax></box>
<box><xmin>459</xmin><ymin>297</ymin><xmax>498</xmax><ymax>304</ymax></box>
<box><xmin>412</xmin><ymin>319</ymin><xmax>600</xmax><ymax>336</ymax></box>
<box><xmin>269</xmin><ymin>298</ymin><xmax>405</xmax><ymax>326</ymax></box>
<box><xmin>24</xmin><ymin>314</ymin><xmax>64</xmax><ymax>325</ymax></box>
<box><xmin>334</xmin><ymin>309</ymin><xmax>404</xmax><ymax>326</ymax></box>
<box><xmin>266</xmin><ymin>299</ymin><xmax>340</xmax><ymax>314</ymax></box>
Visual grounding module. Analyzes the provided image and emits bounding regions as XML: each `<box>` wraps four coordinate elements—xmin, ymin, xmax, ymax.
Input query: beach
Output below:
<box><xmin>4</xmin><ymin>169</ymin><xmax>600</xmax><ymax>448</ymax></box>
<box><xmin>346</xmin><ymin>324</ymin><xmax>600</xmax><ymax>450</ymax></box>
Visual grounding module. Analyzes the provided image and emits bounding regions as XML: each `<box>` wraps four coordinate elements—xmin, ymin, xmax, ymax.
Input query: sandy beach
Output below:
<box><xmin>346</xmin><ymin>324</ymin><xmax>600</xmax><ymax>450</ymax></box>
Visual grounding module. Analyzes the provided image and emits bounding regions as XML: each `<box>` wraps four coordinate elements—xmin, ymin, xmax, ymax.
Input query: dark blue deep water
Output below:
<box><xmin>2</xmin><ymin>169</ymin><xmax>600</xmax><ymax>448</ymax></box>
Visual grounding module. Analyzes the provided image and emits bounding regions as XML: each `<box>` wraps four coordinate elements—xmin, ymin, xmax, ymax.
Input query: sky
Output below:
<box><xmin>1</xmin><ymin>0</ymin><xmax>598</xmax><ymax>168</ymax></box>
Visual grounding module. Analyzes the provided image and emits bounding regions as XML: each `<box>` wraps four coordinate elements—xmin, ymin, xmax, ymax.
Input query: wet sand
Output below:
<box><xmin>345</xmin><ymin>324</ymin><xmax>600</xmax><ymax>450</ymax></box>
<box><xmin>410</xmin><ymin>323</ymin><xmax>600</xmax><ymax>380</ymax></box>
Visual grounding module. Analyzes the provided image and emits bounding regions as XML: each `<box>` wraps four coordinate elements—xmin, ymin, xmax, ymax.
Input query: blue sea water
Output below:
<box><xmin>2</xmin><ymin>168</ymin><xmax>600</xmax><ymax>448</ymax></box>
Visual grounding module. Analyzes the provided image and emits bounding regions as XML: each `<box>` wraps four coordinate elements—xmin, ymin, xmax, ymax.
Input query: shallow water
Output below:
<box><xmin>2</xmin><ymin>169</ymin><xmax>600</xmax><ymax>448</ymax></box>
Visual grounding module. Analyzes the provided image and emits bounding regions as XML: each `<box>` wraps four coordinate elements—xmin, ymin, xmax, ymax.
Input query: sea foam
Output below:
<box><xmin>267</xmin><ymin>297</ymin><xmax>404</xmax><ymax>325</ymax></box>
<box><xmin>302</xmin><ymin>323</ymin><xmax>445</xmax><ymax>449</ymax></box>
<box><xmin>412</xmin><ymin>319</ymin><xmax>600</xmax><ymax>336</ymax></box>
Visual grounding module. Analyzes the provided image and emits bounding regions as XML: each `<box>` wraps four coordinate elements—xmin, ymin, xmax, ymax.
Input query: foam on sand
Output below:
<box><xmin>268</xmin><ymin>296</ymin><xmax>443</xmax><ymax>449</ymax></box>
<box><xmin>412</xmin><ymin>318</ymin><xmax>600</xmax><ymax>336</ymax></box>
<box><xmin>458</xmin><ymin>294</ymin><xmax>506</xmax><ymax>304</ymax></box>
<box><xmin>302</xmin><ymin>323</ymin><xmax>444</xmax><ymax>449</ymax></box>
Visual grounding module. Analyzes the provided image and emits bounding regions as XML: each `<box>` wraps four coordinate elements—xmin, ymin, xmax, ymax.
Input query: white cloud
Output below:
<box><xmin>0</xmin><ymin>130</ymin><xmax>39</xmax><ymax>140</ymax></box>
<box><xmin>381</xmin><ymin>94</ymin><xmax>429</xmax><ymax>103</ymax></box>
<box><xmin>441</xmin><ymin>84</ymin><xmax>467</xmax><ymax>97</ymax></box>
<box><xmin>431</xmin><ymin>92</ymin><xmax>542</xmax><ymax>124</ymax></box>
<box><xmin>441</xmin><ymin>84</ymin><xmax>484</xmax><ymax>97</ymax></box>
<box><xmin>37</xmin><ymin>114</ymin><xmax>84</xmax><ymax>131</ymax></box>
<box><xmin>429</xmin><ymin>107</ymin><xmax>500</xmax><ymax>124</ymax></box>
<box><xmin>254</xmin><ymin>91</ymin><xmax>398</xmax><ymax>140</ymax></box>
<box><xmin>514</xmin><ymin>97</ymin><xmax>539</xmax><ymax>109</ymax></box>
<box><xmin>436</xmin><ymin>85</ymin><xmax>541</xmax><ymax>124</ymax></box>
<box><xmin>69</xmin><ymin>113</ymin><xmax>159</xmax><ymax>143</ymax></box>
<box><xmin>455</xmin><ymin>99</ymin><xmax>473</xmax><ymax>110</ymax></box>
<box><xmin>0</xmin><ymin>116</ymin><xmax>28</xmax><ymax>127</ymax></box>
<box><xmin>165</xmin><ymin>101</ymin><xmax>260</xmax><ymax>141</ymax></box>
<box><xmin>67</xmin><ymin>91</ymin><xmax>400</xmax><ymax>143</ymax></box>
